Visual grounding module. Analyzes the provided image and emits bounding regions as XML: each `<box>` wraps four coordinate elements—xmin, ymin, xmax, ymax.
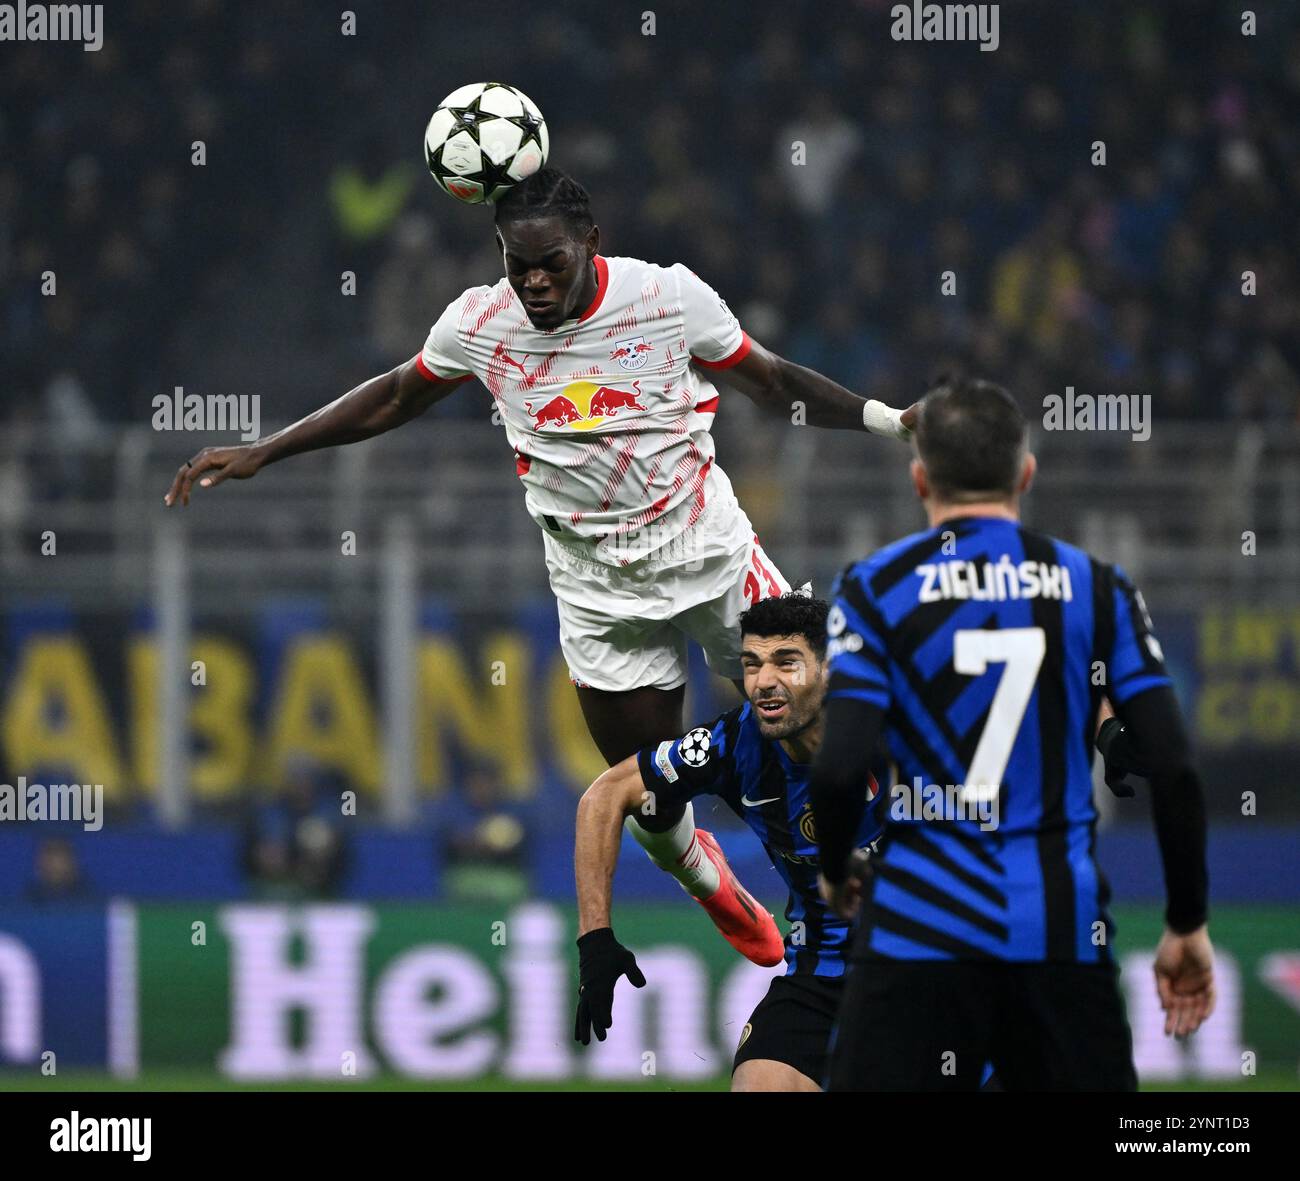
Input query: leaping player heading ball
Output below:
<box><xmin>164</xmin><ymin>167</ymin><xmax>918</xmax><ymax>965</ymax></box>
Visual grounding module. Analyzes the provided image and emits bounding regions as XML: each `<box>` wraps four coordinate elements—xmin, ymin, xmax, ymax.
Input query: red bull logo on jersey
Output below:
<box><xmin>609</xmin><ymin>336</ymin><xmax>654</xmax><ymax>372</ymax></box>
<box><xmin>524</xmin><ymin>381</ymin><xmax>647</xmax><ymax>432</ymax></box>
<box><xmin>523</xmin><ymin>393</ymin><xmax>583</xmax><ymax>426</ymax></box>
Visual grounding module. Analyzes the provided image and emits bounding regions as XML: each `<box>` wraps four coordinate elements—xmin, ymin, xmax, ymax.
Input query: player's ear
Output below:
<box><xmin>910</xmin><ymin>457</ymin><xmax>929</xmax><ymax>502</ymax></box>
<box><xmin>1018</xmin><ymin>452</ymin><xmax>1037</xmax><ymax>495</ymax></box>
<box><xmin>585</xmin><ymin>224</ymin><xmax>600</xmax><ymax>259</ymax></box>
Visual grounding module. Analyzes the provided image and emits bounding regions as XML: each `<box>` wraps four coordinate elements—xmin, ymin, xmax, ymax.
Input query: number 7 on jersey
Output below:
<box><xmin>953</xmin><ymin>627</ymin><xmax>1046</xmax><ymax>804</ymax></box>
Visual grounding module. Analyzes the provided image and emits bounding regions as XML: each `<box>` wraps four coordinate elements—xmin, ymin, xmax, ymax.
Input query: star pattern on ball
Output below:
<box><xmin>425</xmin><ymin>83</ymin><xmax>547</xmax><ymax>204</ymax></box>
<box><xmin>443</xmin><ymin>82</ymin><xmax>514</xmax><ymax>137</ymax></box>
<box><xmin>477</xmin><ymin>154</ymin><xmax>519</xmax><ymax>203</ymax></box>
<box><xmin>504</xmin><ymin>111</ymin><xmax>545</xmax><ymax>155</ymax></box>
<box><xmin>446</xmin><ymin>100</ymin><xmax>488</xmax><ymax>137</ymax></box>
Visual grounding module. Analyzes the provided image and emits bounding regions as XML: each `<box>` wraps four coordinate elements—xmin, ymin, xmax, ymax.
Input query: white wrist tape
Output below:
<box><xmin>862</xmin><ymin>399</ymin><xmax>910</xmax><ymax>440</ymax></box>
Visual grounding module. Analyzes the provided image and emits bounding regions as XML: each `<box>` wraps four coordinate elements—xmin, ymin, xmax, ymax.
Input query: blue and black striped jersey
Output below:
<box><xmin>826</xmin><ymin>516</ymin><xmax>1172</xmax><ymax>964</ymax></box>
<box><xmin>637</xmin><ymin>702</ymin><xmax>882</xmax><ymax>977</ymax></box>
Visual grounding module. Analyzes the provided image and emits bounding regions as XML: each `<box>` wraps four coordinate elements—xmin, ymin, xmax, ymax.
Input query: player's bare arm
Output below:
<box><xmin>574</xmin><ymin>755</ymin><xmax>648</xmax><ymax>937</ymax></box>
<box><xmin>721</xmin><ymin>338</ymin><xmax>919</xmax><ymax>436</ymax></box>
<box><xmin>573</xmin><ymin>756</ymin><xmax>649</xmax><ymax>1044</ymax></box>
<box><xmin>163</xmin><ymin>356</ymin><xmax>463</xmax><ymax>506</ymax></box>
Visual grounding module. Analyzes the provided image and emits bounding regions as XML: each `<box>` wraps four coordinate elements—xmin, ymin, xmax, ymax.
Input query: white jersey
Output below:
<box><xmin>417</xmin><ymin>254</ymin><xmax>752</xmax><ymax>566</ymax></box>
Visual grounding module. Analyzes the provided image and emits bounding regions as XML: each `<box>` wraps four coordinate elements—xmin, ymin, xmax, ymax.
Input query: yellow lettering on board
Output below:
<box><xmin>265</xmin><ymin>637</ymin><xmax>380</xmax><ymax>791</ymax></box>
<box><xmin>417</xmin><ymin>633</ymin><xmax>536</xmax><ymax>796</ymax></box>
<box><xmin>130</xmin><ymin>637</ymin><xmax>256</xmax><ymax>799</ymax></box>
<box><xmin>1</xmin><ymin>637</ymin><xmax>124</xmax><ymax>797</ymax></box>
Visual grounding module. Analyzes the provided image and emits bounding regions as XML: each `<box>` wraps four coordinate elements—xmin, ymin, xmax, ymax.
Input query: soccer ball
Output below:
<box><xmin>423</xmin><ymin>82</ymin><xmax>549</xmax><ymax>205</ymax></box>
<box><xmin>678</xmin><ymin>728</ymin><xmax>712</xmax><ymax>767</ymax></box>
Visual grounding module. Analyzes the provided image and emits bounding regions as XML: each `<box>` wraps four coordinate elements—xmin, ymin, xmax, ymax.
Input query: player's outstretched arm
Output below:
<box><xmin>720</xmin><ymin>338</ymin><xmax>918</xmax><ymax>437</ymax></box>
<box><xmin>163</xmin><ymin>356</ymin><xmax>463</xmax><ymax>506</ymax></box>
<box><xmin>573</xmin><ymin>757</ymin><xmax>650</xmax><ymax>1044</ymax></box>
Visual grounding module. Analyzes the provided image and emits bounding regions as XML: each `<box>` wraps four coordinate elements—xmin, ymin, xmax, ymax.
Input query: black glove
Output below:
<box><xmin>848</xmin><ymin>845</ymin><xmax>877</xmax><ymax>881</ymax></box>
<box><xmin>574</xmin><ymin>927</ymin><xmax>645</xmax><ymax>1045</ymax></box>
<box><xmin>1096</xmin><ymin>717</ymin><xmax>1148</xmax><ymax>798</ymax></box>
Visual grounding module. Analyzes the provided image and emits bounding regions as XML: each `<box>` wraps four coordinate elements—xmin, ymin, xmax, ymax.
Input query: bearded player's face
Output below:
<box><xmin>498</xmin><ymin>216</ymin><xmax>596</xmax><ymax>330</ymax></box>
<box><xmin>740</xmin><ymin>634</ymin><xmax>827</xmax><ymax>741</ymax></box>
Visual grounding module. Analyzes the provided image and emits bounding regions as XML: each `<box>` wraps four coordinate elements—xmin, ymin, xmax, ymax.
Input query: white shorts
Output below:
<box><xmin>543</xmin><ymin>468</ymin><xmax>792</xmax><ymax>692</ymax></box>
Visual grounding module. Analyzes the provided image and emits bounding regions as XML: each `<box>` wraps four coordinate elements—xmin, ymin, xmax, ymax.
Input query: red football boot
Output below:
<box><xmin>688</xmin><ymin>830</ymin><xmax>785</xmax><ymax>967</ymax></box>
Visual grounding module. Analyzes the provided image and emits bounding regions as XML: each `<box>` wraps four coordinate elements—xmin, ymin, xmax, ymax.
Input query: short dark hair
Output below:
<box><xmin>914</xmin><ymin>377</ymin><xmax>1028</xmax><ymax>500</ymax></box>
<box><xmin>738</xmin><ymin>593</ymin><xmax>829</xmax><ymax>658</ymax></box>
<box><xmin>493</xmin><ymin>166</ymin><xmax>594</xmax><ymax>237</ymax></box>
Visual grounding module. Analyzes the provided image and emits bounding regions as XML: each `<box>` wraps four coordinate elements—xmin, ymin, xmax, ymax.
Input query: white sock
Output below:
<box><xmin>625</xmin><ymin>803</ymin><xmax>720</xmax><ymax>900</ymax></box>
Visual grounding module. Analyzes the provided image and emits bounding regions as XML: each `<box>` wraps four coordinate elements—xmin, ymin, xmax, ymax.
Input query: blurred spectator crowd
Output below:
<box><xmin>2</xmin><ymin>0</ymin><xmax>1298</xmax><ymax>435</ymax></box>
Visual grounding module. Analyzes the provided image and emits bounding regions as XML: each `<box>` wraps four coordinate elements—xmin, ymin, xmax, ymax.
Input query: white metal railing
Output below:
<box><xmin>1</xmin><ymin>420</ymin><xmax>1297</xmax><ymax>613</ymax></box>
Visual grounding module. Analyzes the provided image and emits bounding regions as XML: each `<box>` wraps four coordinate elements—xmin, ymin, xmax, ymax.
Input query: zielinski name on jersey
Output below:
<box><xmin>915</xmin><ymin>557</ymin><xmax>1074</xmax><ymax>604</ymax></box>
<box><xmin>826</xmin><ymin>558</ymin><xmax>1076</xmax><ymax>661</ymax></box>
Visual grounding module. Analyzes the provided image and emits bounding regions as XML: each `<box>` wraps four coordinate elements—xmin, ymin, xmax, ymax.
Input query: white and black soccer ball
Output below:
<box><xmin>678</xmin><ymin>727</ymin><xmax>712</xmax><ymax>768</ymax></box>
<box><xmin>423</xmin><ymin>82</ymin><xmax>549</xmax><ymax>205</ymax></box>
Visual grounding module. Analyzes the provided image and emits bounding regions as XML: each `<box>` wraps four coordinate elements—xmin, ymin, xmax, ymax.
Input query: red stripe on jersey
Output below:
<box><xmin>515</xmin><ymin>451</ymin><xmax>531</xmax><ymax>476</ymax></box>
<box><xmin>692</xmin><ymin>331</ymin><xmax>752</xmax><ymax>370</ymax></box>
<box><xmin>685</xmin><ymin>457</ymin><xmax>713</xmax><ymax>526</ymax></box>
<box><xmin>469</xmin><ymin>288</ymin><xmax>515</xmax><ymax>339</ymax></box>
<box><xmin>414</xmin><ymin>354</ymin><xmax>471</xmax><ymax>385</ymax></box>
<box><xmin>598</xmin><ymin>436</ymin><xmax>639</xmax><ymax>510</ymax></box>
<box><xmin>522</xmin><ymin>332</ymin><xmax>580</xmax><ymax>390</ymax></box>
<box><xmin>694</xmin><ymin>395</ymin><xmax>719</xmax><ymax>414</ymax></box>
<box><xmin>615</xmin><ymin>444</ymin><xmax>699</xmax><ymax>537</ymax></box>
<box><xmin>578</xmin><ymin>256</ymin><xmax>610</xmax><ymax>323</ymax></box>
<box><xmin>641</xmin><ymin>450</ymin><xmax>666</xmax><ymax>491</ymax></box>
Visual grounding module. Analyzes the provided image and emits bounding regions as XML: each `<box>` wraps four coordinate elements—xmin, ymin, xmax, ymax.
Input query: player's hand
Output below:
<box><xmin>1095</xmin><ymin>712</ymin><xmax>1147</xmax><ymax>799</ymax></box>
<box><xmin>899</xmin><ymin>400</ymin><xmax>920</xmax><ymax>437</ymax></box>
<box><xmin>1153</xmin><ymin>925</ymin><xmax>1216</xmax><ymax>1038</ymax></box>
<box><xmin>164</xmin><ymin>444</ymin><xmax>265</xmax><ymax>507</ymax></box>
<box><xmin>819</xmin><ymin>848</ymin><xmax>873</xmax><ymax>919</ymax></box>
<box><xmin>819</xmin><ymin>873</ymin><xmax>860</xmax><ymax>919</ymax></box>
<box><xmin>574</xmin><ymin>927</ymin><xmax>645</xmax><ymax>1045</ymax></box>
<box><xmin>863</xmin><ymin>399</ymin><xmax>917</xmax><ymax>441</ymax></box>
